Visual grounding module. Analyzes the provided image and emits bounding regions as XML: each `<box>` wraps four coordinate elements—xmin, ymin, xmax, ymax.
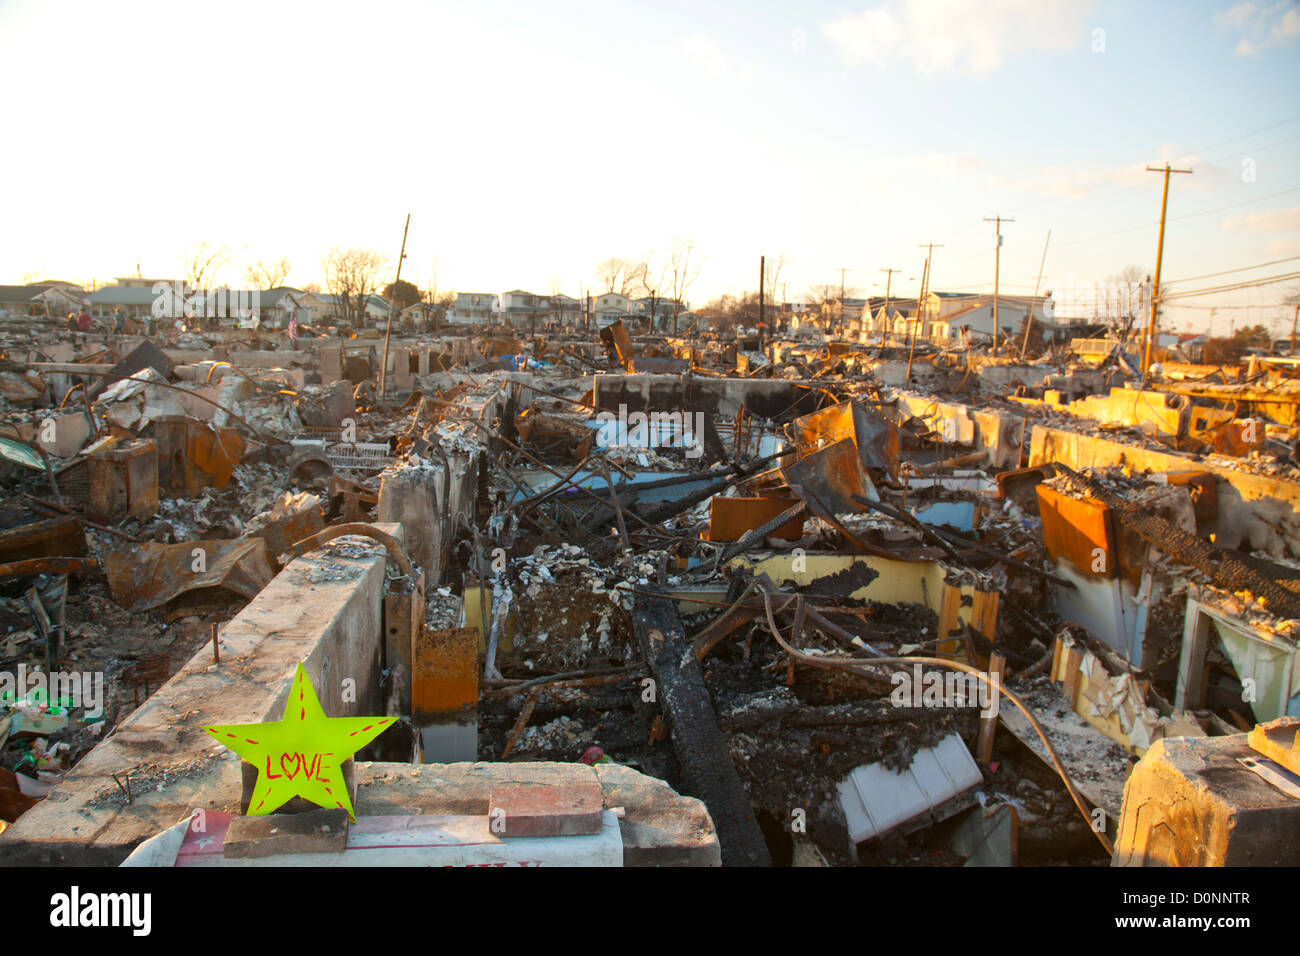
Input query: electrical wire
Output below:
<box><xmin>1166</xmin><ymin>255</ymin><xmax>1300</xmax><ymax>285</ymax></box>
<box><xmin>758</xmin><ymin>589</ymin><xmax>1116</xmax><ymax>857</ymax></box>
<box><xmin>1163</xmin><ymin>270</ymin><xmax>1300</xmax><ymax>300</ymax></box>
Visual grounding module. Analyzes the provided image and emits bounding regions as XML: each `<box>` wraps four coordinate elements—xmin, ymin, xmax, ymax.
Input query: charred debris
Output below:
<box><xmin>2</xmin><ymin>314</ymin><xmax>1300</xmax><ymax>867</ymax></box>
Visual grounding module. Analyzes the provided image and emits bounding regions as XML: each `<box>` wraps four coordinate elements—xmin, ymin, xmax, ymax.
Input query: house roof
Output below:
<box><xmin>0</xmin><ymin>285</ymin><xmax>47</xmax><ymax>303</ymax></box>
<box><xmin>87</xmin><ymin>286</ymin><xmax>158</xmax><ymax>305</ymax></box>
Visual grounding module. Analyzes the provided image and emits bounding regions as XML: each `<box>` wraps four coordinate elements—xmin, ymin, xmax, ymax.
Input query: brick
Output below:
<box><xmin>488</xmin><ymin>781</ymin><xmax>604</xmax><ymax>838</ymax></box>
<box><xmin>223</xmin><ymin>808</ymin><xmax>349</xmax><ymax>858</ymax></box>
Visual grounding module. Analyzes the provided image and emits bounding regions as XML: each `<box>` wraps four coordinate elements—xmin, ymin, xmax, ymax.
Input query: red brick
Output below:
<box><xmin>488</xmin><ymin>782</ymin><xmax>604</xmax><ymax>838</ymax></box>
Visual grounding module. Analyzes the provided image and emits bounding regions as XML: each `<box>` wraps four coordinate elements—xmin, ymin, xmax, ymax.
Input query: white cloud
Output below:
<box><xmin>1217</xmin><ymin>0</ymin><xmax>1300</xmax><ymax>54</ymax></box>
<box><xmin>821</xmin><ymin>0</ymin><xmax>1087</xmax><ymax>74</ymax></box>
<box><xmin>1217</xmin><ymin>1</ymin><xmax>1259</xmax><ymax>28</ymax></box>
<box><xmin>678</xmin><ymin>35</ymin><xmax>730</xmax><ymax>77</ymax></box>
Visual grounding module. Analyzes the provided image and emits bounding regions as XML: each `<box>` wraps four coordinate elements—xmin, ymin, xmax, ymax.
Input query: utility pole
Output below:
<box><xmin>758</xmin><ymin>255</ymin><xmax>765</xmax><ymax>347</ymax></box>
<box><xmin>880</xmin><ymin>267</ymin><xmax>900</xmax><ymax>339</ymax></box>
<box><xmin>1290</xmin><ymin>303</ymin><xmax>1299</xmax><ymax>355</ymax></box>
<box><xmin>378</xmin><ymin>212</ymin><xmax>410</xmax><ymax>400</ymax></box>
<box><xmin>1020</xmin><ymin>229</ymin><xmax>1051</xmax><ymax>360</ymax></box>
<box><xmin>915</xmin><ymin>243</ymin><xmax>942</xmax><ymax>343</ymax></box>
<box><xmin>1143</xmin><ymin>163</ymin><xmax>1193</xmax><ymax>374</ymax></box>
<box><xmin>983</xmin><ymin>216</ymin><xmax>1014</xmax><ymax>352</ymax></box>
<box><xmin>907</xmin><ymin>254</ymin><xmax>931</xmax><ymax>384</ymax></box>
<box><xmin>836</xmin><ymin>267</ymin><xmax>851</xmax><ymax>337</ymax></box>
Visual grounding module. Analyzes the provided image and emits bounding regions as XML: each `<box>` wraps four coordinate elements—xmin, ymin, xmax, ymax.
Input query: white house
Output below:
<box><xmin>449</xmin><ymin>292</ymin><xmax>499</xmax><ymax>325</ymax></box>
<box><xmin>593</xmin><ymin>292</ymin><xmax>630</xmax><ymax>326</ymax></box>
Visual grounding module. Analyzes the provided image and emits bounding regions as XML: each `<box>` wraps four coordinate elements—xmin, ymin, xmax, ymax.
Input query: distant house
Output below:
<box><xmin>449</xmin><ymin>292</ymin><xmax>498</xmax><ymax>325</ymax></box>
<box><xmin>87</xmin><ymin>284</ymin><xmax>160</xmax><ymax>320</ymax></box>
<box><xmin>0</xmin><ymin>283</ymin><xmax>83</xmax><ymax>318</ymax></box>
<box><xmin>294</xmin><ymin>291</ymin><xmax>331</xmax><ymax>323</ymax></box>
<box><xmin>938</xmin><ymin>295</ymin><xmax>1053</xmax><ymax>341</ymax></box>
<box><xmin>401</xmin><ymin>302</ymin><xmax>433</xmax><ymax>325</ymax></box>
<box><xmin>593</xmin><ymin>292</ymin><xmax>630</xmax><ymax>326</ymax></box>
<box><xmin>547</xmin><ymin>293</ymin><xmax>582</xmax><ymax>325</ymax></box>
<box><xmin>252</xmin><ymin>287</ymin><xmax>312</xmax><ymax>328</ymax></box>
<box><xmin>499</xmin><ymin>290</ymin><xmax>548</xmax><ymax>327</ymax></box>
<box><xmin>630</xmin><ymin>296</ymin><xmax>682</xmax><ymax>329</ymax></box>
<box><xmin>311</xmin><ymin>292</ymin><xmax>391</xmax><ymax>326</ymax></box>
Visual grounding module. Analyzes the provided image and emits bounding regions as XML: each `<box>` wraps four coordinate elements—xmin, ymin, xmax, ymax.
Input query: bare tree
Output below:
<box><xmin>596</xmin><ymin>258</ymin><xmax>623</xmax><ymax>294</ymax></box>
<box><xmin>634</xmin><ymin>255</ymin><xmax>667</xmax><ymax>331</ymax></box>
<box><xmin>422</xmin><ymin>258</ymin><xmax>439</xmax><ymax>331</ymax></box>
<box><xmin>595</xmin><ymin>257</ymin><xmax>645</xmax><ymax>297</ymax></box>
<box><xmin>184</xmin><ymin>241</ymin><xmax>231</xmax><ymax>291</ymax></box>
<box><xmin>245</xmin><ymin>257</ymin><xmax>292</xmax><ymax>290</ymax></box>
<box><xmin>667</xmin><ymin>237</ymin><xmax>702</xmax><ymax>334</ymax></box>
<box><xmin>322</xmin><ymin>248</ymin><xmax>387</xmax><ymax>326</ymax></box>
<box><xmin>762</xmin><ymin>254</ymin><xmax>786</xmax><ymax>307</ymax></box>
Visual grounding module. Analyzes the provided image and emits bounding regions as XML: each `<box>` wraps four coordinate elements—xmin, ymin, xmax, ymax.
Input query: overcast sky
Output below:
<box><xmin>3</xmin><ymin>0</ymin><xmax>1298</xmax><ymax>332</ymax></box>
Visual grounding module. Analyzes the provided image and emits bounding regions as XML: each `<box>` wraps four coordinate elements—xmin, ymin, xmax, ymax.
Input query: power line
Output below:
<box><xmin>1054</xmin><ymin>185</ymin><xmax>1300</xmax><ymax>248</ymax></box>
<box><xmin>1166</xmin><ymin>254</ymin><xmax>1300</xmax><ymax>284</ymax></box>
<box><xmin>1163</xmin><ymin>270</ymin><xmax>1300</xmax><ymax>300</ymax></box>
<box><xmin>1005</xmin><ymin>112</ymin><xmax>1300</xmax><ymax>217</ymax></box>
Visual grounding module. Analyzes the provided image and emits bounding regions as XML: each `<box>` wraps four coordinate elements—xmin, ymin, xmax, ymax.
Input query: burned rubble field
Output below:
<box><xmin>3</xmin><ymin>316</ymin><xmax>1300</xmax><ymax>869</ymax></box>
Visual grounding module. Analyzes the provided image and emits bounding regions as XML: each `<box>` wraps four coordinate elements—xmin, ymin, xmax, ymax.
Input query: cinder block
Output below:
<box><xmin>223</xmin><ymin>808</ymin><xmax>349</xmax><ymax>858</ymax></box>
<box><xmin>488</xmin><ymin>782</ymin><xmax>604</xmax><ymax>838</ymax></box>
<box><xmin>1114</xmin><ymin>733</ymin><xmax>1300</xmax><ymax>866</ymax></box>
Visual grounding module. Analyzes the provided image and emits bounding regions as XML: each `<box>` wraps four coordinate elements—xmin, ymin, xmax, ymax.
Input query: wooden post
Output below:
<box><xmin>977</xmin><ymin>651</ymin><xmax>1007</xmax><ymax>765</ymax></box>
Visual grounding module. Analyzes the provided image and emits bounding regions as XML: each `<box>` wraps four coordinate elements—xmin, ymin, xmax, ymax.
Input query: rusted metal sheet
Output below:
<box><xmin>515</xmin><ymin>411</ymin><xmax>595</xmax><ymax>460</ymax></box>
<box><xmin>780</xmin><ymin>438</ymin><xmax>874</xmax><ymax>515</ymax></box>
<box><xmin>0</xmin><ymin>515</ymin><xmax>87</xmax><ymax>564</ymax></box>
<box><xmin>0</xmin><ymin>556</ymin><xmax>97</xmax><ymax>581</ymax></box>
<box><xmin>384</xmin><ymin>569</ymin><xmax>425</xmax><ymax>716</ymax></box>
<box><xmin>1035</xmin><ymin>484</ymin><xmax>1116</xmax><ymax>579</ymax></box>
<box><xmin>996</xmin><ymin>465</ymin><xmax>1052</xmax><ymax>516</ymax></box>
<box><xmin>599</xmin><ymin>319</ymin><xmax>634</xmax><ymax>369</ymax></box>
<box><xmin>102</xmin><ymin>538</ymin><xmax>274</xmax><ymax>611</ymax></box>
<box><xmin>87</xmin><ymin>439</ymin><xmax>158</xmax><ymax>523</ymax></box>
<box><xmin>707</xmin><ymin>496</ymin><xmax>806</xmax><ymax>542</ymax></box>
<box><xmin>255</xmin><ymin>492</ymin><xmax>325</xmax><ymax>562</ymax></box>
<box><xmin>790</xmin><ymin>400</ymin><xmax>899</xmax><ymax>478</ymax></box>
<box><xmin>412</xmin><ymin>626</ymin><xmax>479</xmax><ymax>725</ymax></box>
<box><xmin>1163</xmin><ymin>471</ymin><xmax>1218</xmax><ymax>523</ymax></box>
<box><xmin>145</xmin><ymin>416</ymin><xmax>245</xmax><ymax>496</ymax></box>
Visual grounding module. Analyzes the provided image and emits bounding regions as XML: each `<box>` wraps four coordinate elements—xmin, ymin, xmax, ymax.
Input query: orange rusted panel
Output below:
<box><xmin>148</xmin><ymin>416</ymin><xmax>245</xmax><ymax>496</ymax></box>
<box><xmin>412</xmin><ymin>626</ymin><xmax>479</xmax><ymax>724</ymax></box>
<box><xmin>1036</xmin><ymin>484</ymin><xmax>1116</xmax><ymax>579</ymax></box>
<box><xmin>790</xmin><ymin>400</ymin><xmax>899</xmax><ymax>477</ymax></box>
<box><xmin>781</xmin><ymin>437</ymin><xmax>874</xmax><ymax>515</ymax></box>
<box><xmin>707</xmin><ymin>496</ymin><xmax>805</xmax><ymax>542</ymax></box>
<box><xmin>1164</xmin><ymin>471</ymin><xmax>1218</xmax><ymax>523</ymax></box>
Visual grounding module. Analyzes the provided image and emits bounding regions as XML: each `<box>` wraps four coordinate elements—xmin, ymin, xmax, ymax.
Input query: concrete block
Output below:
<box><xmin>1114</xmin><ymin>734</ymin><xmax>1300</xmax><ymax>866</ymax></box>
<box><xmin>488</xmin><ymin>782</ymin><xmax>604</xmax><ymax>838</ymax></box>
<box><xmin>222</xmin><ymin>808</ymin><xmax>349</xmax><ymax>858</ymax></box>
<box><xmin>350</xmin><ymin>761</ymin><xmax>719</xmax><ymax>867</ymax></box>
<box><xmin>592</xmin><ymin>762</ymin><xmax>721</xmax><ymax>867</ymax></box>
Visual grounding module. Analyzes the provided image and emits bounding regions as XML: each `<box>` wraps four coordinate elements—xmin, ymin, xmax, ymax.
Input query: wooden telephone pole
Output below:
<box><xmin>379</xmin><ymin>213</ymin><xmax>411</xmax><ymax>399</ymax></box>
<box><xmin>880</xmin><ymin>267</ymin><xmax>900</xmax><ymax>337</ymax></box>
<box><xmin>907</xmin><ymin>243</ymin><xmax>941</xmax><ymax>381</ymax></box>
<box><xmin>836</xmin><ymin>267</ymin><xmax>851</xmax><ymax>337</ymax></box>
<box><xmin>983</xmin><ymin>215</ymin><xmax>1013</xmax><ymax>351</ymax></box>
<box><xmin>1143</xmin><ymin>163</ymin><xmax>1193</xmax><ymax>374</ymax></box>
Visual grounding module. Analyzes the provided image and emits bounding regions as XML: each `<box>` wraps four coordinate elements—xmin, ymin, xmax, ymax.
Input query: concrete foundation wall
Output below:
<box><xmin>1030</xmin><ymin>425</ymin><xmax>1300</xmax><ymax>560</ymax></box>
<box><xmin>0</xmin><ymin>526</ymin><xmax>401</xmax><ymax>866</ymax></box>
<box><xmin>593</xmin><ymin>374</ymin><xmax>819</xmax><ymax>421</ymax></box>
